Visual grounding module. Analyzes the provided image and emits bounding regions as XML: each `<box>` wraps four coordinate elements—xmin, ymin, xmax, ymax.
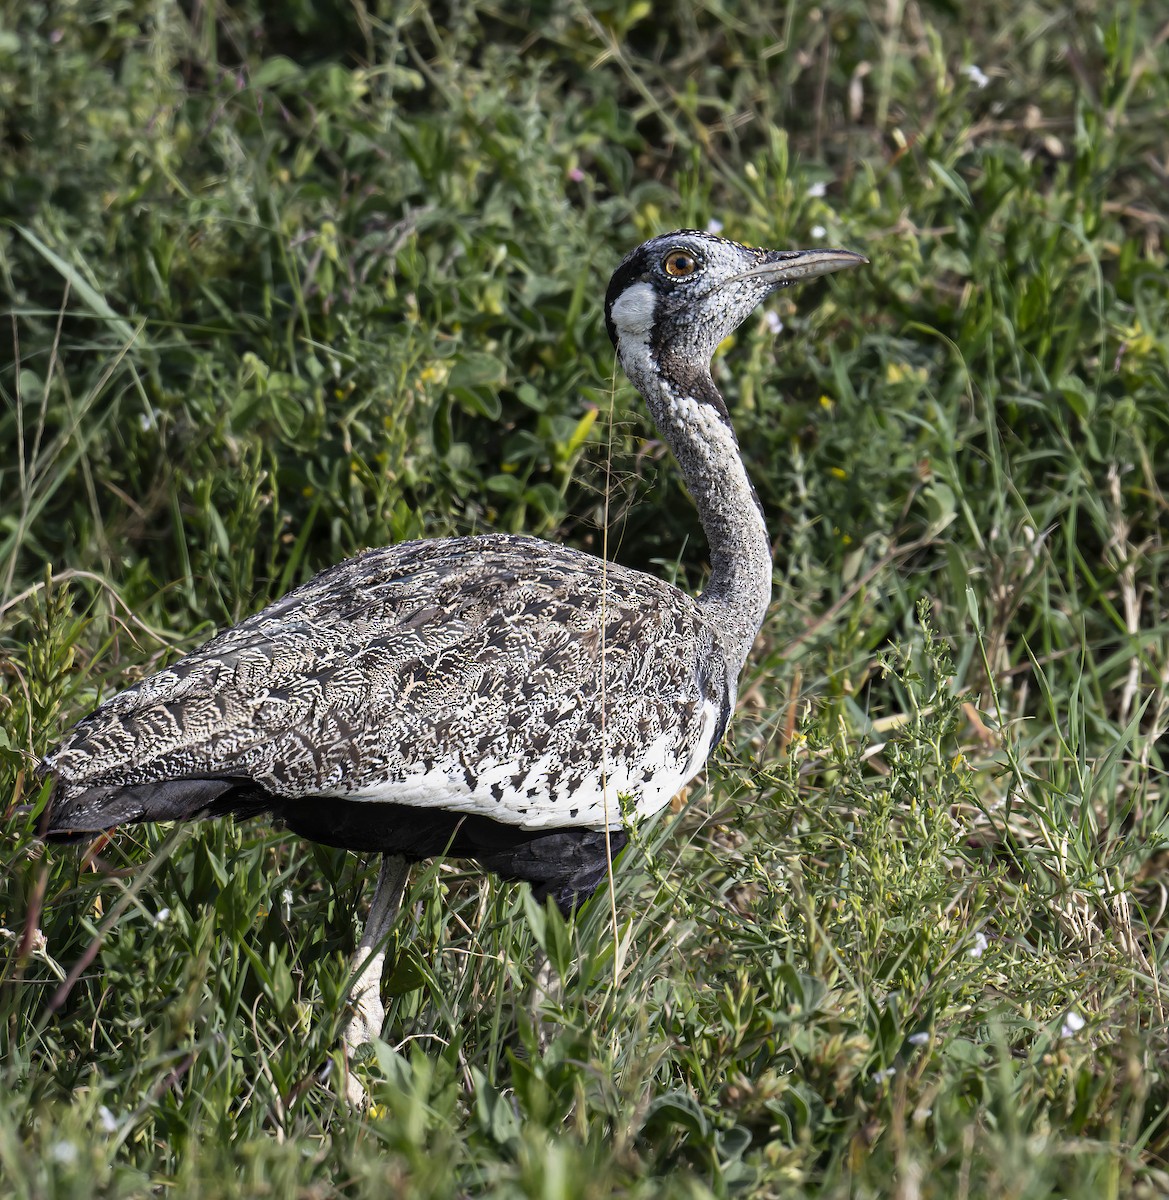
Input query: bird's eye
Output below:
<box><xmin>662</xmin><ymin>250</ymin><xmax>699</xmax><ymax>278</ymax></box>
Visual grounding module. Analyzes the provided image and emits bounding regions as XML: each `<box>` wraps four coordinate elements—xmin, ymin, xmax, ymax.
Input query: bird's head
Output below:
<box><xmin>604</xmin><ymin>230</ymin><xmax>867</xmax><ymax>380</ymax></box>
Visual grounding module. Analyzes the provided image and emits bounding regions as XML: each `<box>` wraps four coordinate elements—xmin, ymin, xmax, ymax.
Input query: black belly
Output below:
<box><xmin>276</xmin><ymin>795</ymin><xmax>627</xmax><ymax>914</ymax></box>
<box><xmin>45</xmin><ymin>773</ymin><xmax>627</xmax><ymax>915</ymax></box>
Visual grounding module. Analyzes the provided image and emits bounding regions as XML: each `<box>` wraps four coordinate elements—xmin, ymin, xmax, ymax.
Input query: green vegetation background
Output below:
<box><xmin>2</xmin><ymin>1</ymin><xmax>1168</xmax><ymax>1196</ymax></box>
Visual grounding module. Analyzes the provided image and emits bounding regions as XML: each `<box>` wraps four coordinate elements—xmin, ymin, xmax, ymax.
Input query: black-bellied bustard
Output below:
<box><xmin>42</xmin><ymin>230</ymin><xmax>866</xmax><ymax>1104</ymax></box>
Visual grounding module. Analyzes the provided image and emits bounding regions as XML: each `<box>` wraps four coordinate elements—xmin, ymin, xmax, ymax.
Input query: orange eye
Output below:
<box><xmin>662</xmin><ymin>250</ymin><xmax>698</xmax><ymax>277</ymax></box>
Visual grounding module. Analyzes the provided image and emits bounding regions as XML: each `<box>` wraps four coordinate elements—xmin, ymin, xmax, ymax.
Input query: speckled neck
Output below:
<box><xmin>620</xmin><ymin>351</ymin><xmax>772</xmax><ymax>668</ymax></box>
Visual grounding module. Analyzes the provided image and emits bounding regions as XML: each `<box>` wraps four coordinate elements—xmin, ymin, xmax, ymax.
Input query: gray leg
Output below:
<box><xmin>342</xmin><ymin>854</ymin><xmax>409</xmax><ymax>1107</ymax></box>
<box><xmin>531</xmin><ymin>947</ymin><xmax>562</xmax><ymax>1052</ymax></box>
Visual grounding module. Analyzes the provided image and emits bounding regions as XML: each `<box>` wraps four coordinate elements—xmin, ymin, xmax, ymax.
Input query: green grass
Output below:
<box><xmin>2</xmin><ymin>0</ymin><xmax>1168</xmax><ymax>1195</ymax></box>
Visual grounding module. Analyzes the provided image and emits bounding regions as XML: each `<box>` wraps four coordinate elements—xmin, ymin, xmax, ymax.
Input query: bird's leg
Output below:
<box><xmin>530</xmin><ymin>896</ymin><xmax>578</xmax><ymax>1052</ymax></box>
<box><xmin>531</xmin><ymin>947</ymin><xmax>561</xmax><ymax>1053</ymax></box>
<box><xmin>341</xmin><ymin>853</ymin><xmax>409</xmax><ymax>1106</ymax></box>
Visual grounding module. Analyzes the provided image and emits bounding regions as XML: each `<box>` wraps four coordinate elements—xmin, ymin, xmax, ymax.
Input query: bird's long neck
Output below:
<box><xmin>621</xmin><ymin>350</ymin><xmax>772</xmax><ymax>668</ymax></box>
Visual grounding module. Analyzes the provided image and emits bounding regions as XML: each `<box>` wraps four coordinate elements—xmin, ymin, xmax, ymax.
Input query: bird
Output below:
<box><xmin>40</xmin><ymin>229</ymin><xmax>866</xmax><ymax>1101</ymax></box>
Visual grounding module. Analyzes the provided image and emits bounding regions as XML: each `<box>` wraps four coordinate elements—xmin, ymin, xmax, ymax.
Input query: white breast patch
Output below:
<box><xmin>337</xmin><ymin>698</ymin><xmax>722</xmax><ymax>831</ymax></box>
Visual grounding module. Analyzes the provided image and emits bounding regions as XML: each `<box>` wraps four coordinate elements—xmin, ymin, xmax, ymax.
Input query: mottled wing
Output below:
<box><xmin>46</xmin><ymin>534</ymin><xmax>733</xmax><ymax>831</ymax></box>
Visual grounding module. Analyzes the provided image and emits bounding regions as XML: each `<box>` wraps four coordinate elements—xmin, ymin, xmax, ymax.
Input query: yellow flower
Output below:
<box><xmin>885</xmin><ymin>362</ymin><xmax>929</xmax><ymax>385</ymax></box>
<box><xmin>1117</xmin><ymin>320</ymin><xmax>1156</xmax><ymax>358</ymax></box>
<box><xmin>419</xmin><ymin>364</ymin><xmax>450</xmax><ymax>386</ymax></box>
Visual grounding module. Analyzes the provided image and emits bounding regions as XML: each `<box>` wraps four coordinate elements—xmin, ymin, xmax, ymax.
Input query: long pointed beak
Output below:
<box><xmin>727</xmin><ymin>248</ymin><xmax>869</xmax><ymax>286</ymax></box>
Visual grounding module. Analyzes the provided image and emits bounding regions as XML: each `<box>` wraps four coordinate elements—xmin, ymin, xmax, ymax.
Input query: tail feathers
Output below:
<box><xmin>43</xmin><ymin>774</ymin><xmax>270</xmax><ymax>839</ymax></box>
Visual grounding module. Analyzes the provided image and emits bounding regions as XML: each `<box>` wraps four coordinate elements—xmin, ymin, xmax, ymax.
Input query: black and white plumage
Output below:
<box><xmin>41</xmin><ymin>231</ymin><xmax>866</xmax><ymax>1093</ymax></box>
<box><xmin>46</xmin><ymin>538</ymin><xmax>727</xmax><ymax>879</ymax></box>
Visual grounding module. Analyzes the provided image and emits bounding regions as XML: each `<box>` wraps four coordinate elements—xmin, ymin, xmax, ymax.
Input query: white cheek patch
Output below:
<box><xmin>608</xmin><ymin>281</ymin><xmax>657</xmax><ymax>348</ymax></box>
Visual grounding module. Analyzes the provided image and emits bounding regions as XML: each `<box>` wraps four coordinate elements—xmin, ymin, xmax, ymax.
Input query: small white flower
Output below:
<box><xmin>1060</xmin><ymin>1010</ymin><xmax>1086</xmax><ymax>1038</ymax></box>
<box><xmin>872</xmin><ymin>1067</ymin><xmax>896</xmax><ymax>1082</ymax></box>
<box><xmin>908</xmin><ymin>1031</ymin><xmax>929</xmax><ymax>1047</ymax></box>
<box><xmin>806</xmin><ymin>181</ymin><xmax>828</xmax><ymax>199</ymax></box>
<box><xmin>153</xmin><ymin>907</ymin><xmax>170</xmax><ymax>925</ymax></box>
<box><xmin>968</xmin><ymin>931</ymin><xmax>989</xmax><ymax>958</ymax></box>
<box><xmin>962</xmin><ymin>64</ymin><xmax>990</xmax><ymax>89</ymax></box>
<box><xmin>764</xmin><ymin>311</ymin><xmax>784</xmax><ymax>334</ymax></box>
<box><xmin>810</xmin><ymin>225</ymin><xmax>827</xmax><ymax>240</ymax></box>
<box><xmin>281</xmin><ymin>888</ymin><xmax>293</xmax><ymax>907</ymax></box>
<box><xmin>706</xmin><ymin>218</ymin><xmax>724</xmax><ymax>235</ymax></box>
<box><xmin>97</xmin><ymin>1105</ymin><xmax>119</xmax><ymax>1133</ymax></box>
<box><xmin>50</xmin><ymin>1141</ymin><xmax>78</xmax><ymax>1165</ymax></box>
